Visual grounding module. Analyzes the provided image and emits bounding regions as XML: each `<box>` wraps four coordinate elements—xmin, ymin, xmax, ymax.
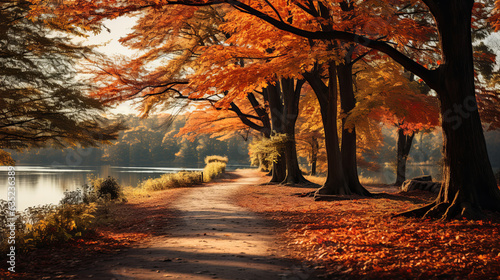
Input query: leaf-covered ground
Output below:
<box><xmin>1</xmin><ymin>187</ymin><xmax>186</xmax><ymax>279</ymax></box>
<box><xmin>234</xmin><ymin>175</ymin><xmax>500</xmax><ymax>279</ymax></box>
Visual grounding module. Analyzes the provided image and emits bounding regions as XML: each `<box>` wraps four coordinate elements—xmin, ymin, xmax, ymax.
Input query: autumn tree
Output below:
<box><xmin>0</xmin><ymin>0</ymin><xmax>122</xmax><ymax>165</ymax></box>
<box><xmin>350</xmin><ymin>60</ymin><xmax>440</xmax><ymax>186</ymax></box>
<box><xmin>32</xmin><ymin>2</ymin><xmax>297</xmax><ymax>180</ymax></box>
<box><xmin>195</xmin><ymin>0</ymin><xmax>500</xmax><ymax>218</ymax></box>
<box><xmin>187</xmin><ymin>46</ymin><xmax>310</xmax><ymax>183</ymax></box>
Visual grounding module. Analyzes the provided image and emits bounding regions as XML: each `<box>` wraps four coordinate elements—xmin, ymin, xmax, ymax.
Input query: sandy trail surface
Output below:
<box><xmin>76</xmin><ymin>170</ymin><xmax>296</xmax><ymax>280</ymax></box>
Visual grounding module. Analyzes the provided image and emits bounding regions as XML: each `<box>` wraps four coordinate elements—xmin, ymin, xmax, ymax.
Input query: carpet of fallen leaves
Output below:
<box><xmin>0</xmin><ymin>187</ymin><xmax>186</xmax><ymax>279</ymax></box>
<box><xmin>235</xmin><ymin>174</ymin><xmax>500</xmax><ymax>280</ymax></box>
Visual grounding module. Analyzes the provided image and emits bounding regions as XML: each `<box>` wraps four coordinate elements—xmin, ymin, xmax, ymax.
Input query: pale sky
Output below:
<box><xmin>87</xmin><ymin>16</ymin><xmax>137</xmax><ymax>58</ymax></box>
<box><xmin>79</xmin><ymin>16</ymin><xmax>139</xmax><ymax>115</ymax></box>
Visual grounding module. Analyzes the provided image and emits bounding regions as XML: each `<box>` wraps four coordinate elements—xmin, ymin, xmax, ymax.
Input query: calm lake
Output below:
<box><xmin>0</xmin><ymin>165</ymin><xmax>208</xmax><ymax>211</ymax></box>
<box><xmin>358</xmin><ymin>163</ymin><xmax>443</xmax><ymax>185</ymax></box>
<box><xmin>1</xmin><ymin>164</ymin><xmax>445</xmax><ymax>211</ymax></box>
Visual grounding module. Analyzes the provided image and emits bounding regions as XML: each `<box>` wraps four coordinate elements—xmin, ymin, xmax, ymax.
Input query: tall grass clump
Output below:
<box><xmin>139</xmin><ymin>171</ymin><xmax>203</xmax><ymax>191</ymax></box>
<box><xmin>136</xmin><ymin>155</ymin><xmax>228</xmax><ymax>192</ymax></box>
<box><xmin>203</xmin><ymin>156</ymin><xmax>227</xmax><ymax>182</ymax></box>
<box><xmin>205</xmin><ymin>155</ymin><xmax>228</xmax><ymax>164</ymax></box>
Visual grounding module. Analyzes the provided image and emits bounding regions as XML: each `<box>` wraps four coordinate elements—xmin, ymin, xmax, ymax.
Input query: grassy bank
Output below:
<box><xmin>126</xmin><ymin>155</ymin><xmax>227</xmax><ymax>195</ymax></box>
<box><xmin>0</xmin><ymin>155</ymin><xmax>228</xmax><ymax>269</ymax></box>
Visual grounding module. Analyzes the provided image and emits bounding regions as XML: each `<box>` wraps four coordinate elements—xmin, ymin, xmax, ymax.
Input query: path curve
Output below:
<box><xmin>77</xmin><ymin>170</ymin><xmax>295</xmax><ymax>280</ymax></box>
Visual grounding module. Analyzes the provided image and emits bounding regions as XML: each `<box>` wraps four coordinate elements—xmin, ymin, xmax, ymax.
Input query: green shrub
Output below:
<box><xmin>0</xmin><ymin>200</ymin><xmax>96</xmax><ymax>255</ymax></box>
<box><xmin>89</xmin><ymin>176</ymin><xmax>122</xmax><ymax>201</ymax></box>
<box><xmin>248</xmin><ymin>133</ymin><xmax>287</xmax><ymax>171</ymax></box>
<box><xmin>22</xmin><ymin>203</ymin><xmax>96</xmax><ymax>249</ymax></box>
<box><xmin>60</xmin><ymin>184</ymin><xmax>97</xmax><ymax>205</ymax></box>
<box><xmin>0</xmin><ymin>176</ymin><xmax>123</xmax><ymax>257</ymax></box>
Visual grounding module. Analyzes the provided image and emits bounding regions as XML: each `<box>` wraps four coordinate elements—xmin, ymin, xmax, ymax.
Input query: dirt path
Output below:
<box><xmin>75</xmin><ymin>170</ymin><xmax>296</xmax><ymax>280</ymax></box>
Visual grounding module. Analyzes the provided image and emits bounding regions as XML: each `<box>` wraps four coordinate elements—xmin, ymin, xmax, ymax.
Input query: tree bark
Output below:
<box><xmin>265</xmin><ymin>84</ymin><xmax>286</xmax><ymax>183</ymax></box>
<box><xmin>246</xmin><ymin>91</ymin><xmax>272</xmax><ymax>138</ymax></box>
<box><xmin>337</xmin><ymin>62</ymin><xmax>372</xmax><ymax>196</ymax></box>
<box><xmin>394</xmin><ymin>128</ymin><xmax>415</xmax><ymax>187</ymax></box>
<box><xmin>305</xmin><ymin>63</ymin><xmax>350</xmax><ymax>195</ymax></box>
<box><xmin>399</xmin><ymin>0</ymin><xmax>500</xmax><ymax>219</ymax></box>
<box><xmin>310</xmin><ymin>136</ymin><xmax>318</xmax><ymax>175</ymax></box>
<box><xmin>281</xmin><ymin>78</ymin><xmax>309</xmax><ymax>184</ymax></box>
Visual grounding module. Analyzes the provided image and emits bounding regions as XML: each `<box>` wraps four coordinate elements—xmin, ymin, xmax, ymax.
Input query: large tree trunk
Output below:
<box><xmin>265</xmin><ymin>85</ymin><xmax>286</xmax><ymax>183</ymax></box>
<box><xmin>337</xmin><ymin>62</ymin><xmax>372</xmax><ymax>196</ymax></box>
<box><xmin>281</xmin><ymin>78</ymin><xmax>309</xmax><ymax>184</ymax></box>
<box><xmin>305</xmin><ymin>64</ymin><xmax>351</xmax><ymax>195</ymax></box>
<box><xmin>394</xmin><ymin>128</ymin><xmax>415</xmax><ymax>186</ymax></box>
<box><xmin>400</xmin><ymin>1</ymin><xmax>500</xmax><ymax>219</ymax></box>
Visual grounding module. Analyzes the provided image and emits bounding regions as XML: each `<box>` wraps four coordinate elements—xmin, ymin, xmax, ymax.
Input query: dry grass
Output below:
<box><xmin>2</xmin><ymin>187</ymin><xmax>187</xmax><ymax>279</ymax></box>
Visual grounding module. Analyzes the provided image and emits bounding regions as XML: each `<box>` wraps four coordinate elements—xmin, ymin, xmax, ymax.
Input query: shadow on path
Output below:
<box><xmin>74</xmin><ymin>170</ymin><xmax>304</xmax><ymax>280</ymax></box>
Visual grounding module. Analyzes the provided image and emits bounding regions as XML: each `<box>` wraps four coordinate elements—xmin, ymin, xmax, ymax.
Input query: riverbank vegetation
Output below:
<box><xmin>0</xmin><ymin>156</ymin><xmax>227</xmax><ymax>265</ymax></box>
<box><xmin>127</xmin><ymin>155</ymin><xmax>227</xmax><ymax>194</ymax></box>
<box><xmin>0</xmin><ymin>176</ymin><xmax>125</xmax><ymax>257</ymax></box>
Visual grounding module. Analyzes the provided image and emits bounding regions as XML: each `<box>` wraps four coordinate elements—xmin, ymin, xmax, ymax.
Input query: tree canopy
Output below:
<box><xmin>0</xmin><ymin>0</ymin><xmax>123</xmax><ymax>164</ymax></box>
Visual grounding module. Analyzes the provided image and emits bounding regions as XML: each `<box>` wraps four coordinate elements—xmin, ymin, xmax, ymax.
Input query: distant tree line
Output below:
<box><xmin>9</xmin><ymin>115</ymin><xmax>250</xmax><ymax>168</ymax></box>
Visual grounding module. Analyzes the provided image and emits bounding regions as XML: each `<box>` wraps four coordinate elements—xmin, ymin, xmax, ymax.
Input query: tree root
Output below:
<box><xmin>313</xmin><ymin>194</ymin><xmax>359</xmax><ymax>201</ymax></box>
<box><xmin>425</xmin><ymin>202</ymin><xmax>453</xmax><ymax>219</ymax></box>
<box><xmin>293</xmin><ymin>191</ymin><xmax>315</xmax><ymax>197</ymax></box>
<box><xmin>394</xmin><ymin>200</ymin><xmax>486</xmax><ymax>220</ymax></box>
<box><xmin>314</xmin><ymin>186</ymin><xmax>352</xmax><ymax>196</ymax></box>
<box><xmin>393</xmin><ymin>201</ymin><xmax>436</xmax><ymax>218</ymax></box>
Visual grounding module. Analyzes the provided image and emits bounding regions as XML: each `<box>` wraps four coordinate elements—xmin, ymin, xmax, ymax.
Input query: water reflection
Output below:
<box><xmin>0</xmin><ymin>165</ymin><xmax>203</xmax><ymax>211</ymax></box>
<box><xmin>359</xmin><ymin>164</ymin><xmax>443</xmax><ymax>184</ymax></box>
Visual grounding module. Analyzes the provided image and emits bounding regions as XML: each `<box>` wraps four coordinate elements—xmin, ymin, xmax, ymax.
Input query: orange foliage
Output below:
<box><xmin>176</xmin><ymin>100</ymin><xmax>259</xmax><ymax>141</ymax></box>
<box><xmin>493</xmin><ymin>0</ymin><xmax>500</xmax><ymax>31</ymax></box>
<box><xmin>350</xmin><ymin>59</ymin><xmax>440</xmax><ymax>134</ymax></box>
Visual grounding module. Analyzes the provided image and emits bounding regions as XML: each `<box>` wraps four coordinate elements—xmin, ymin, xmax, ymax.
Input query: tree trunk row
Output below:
<box><xmin>264</xmin><ymin>79</ymin><xmax>309</xmax><ymax>184</ymax></box>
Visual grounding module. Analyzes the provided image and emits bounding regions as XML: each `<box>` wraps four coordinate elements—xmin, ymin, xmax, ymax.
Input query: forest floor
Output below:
<box><xmin>234</xmin><ymin>174</ymin><xmax>500</xmax><ymax>279</ymax></box>
<box><xmin>3</xmin><ymin>169</ymin><xmax>500</xmax><ymax>279</ymax></box>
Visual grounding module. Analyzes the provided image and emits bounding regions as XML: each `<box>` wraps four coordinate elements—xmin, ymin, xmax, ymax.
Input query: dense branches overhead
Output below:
<box><xmin>31</xmin><ymin>0</ymin><xmax>440</xmax><ymax>107</ymax></box>
<box><xmin>0</xmin><ymin>0</ymin><xmax>123</xmax><ymax>159</ymax></box>
<box><xmin>67</xmin><ymin>5</ymin><xmax>228</xmax><ymax>116</ymax></box>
